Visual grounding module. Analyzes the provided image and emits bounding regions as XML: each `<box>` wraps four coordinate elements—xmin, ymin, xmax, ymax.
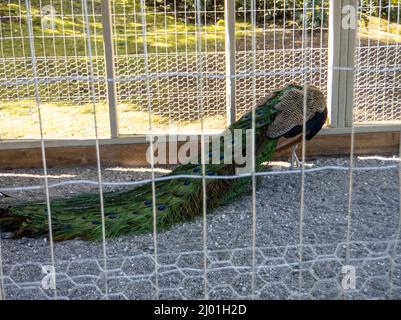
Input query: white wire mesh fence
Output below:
<box><xmin>354</xmin><ymin>0</ymin><xmax>401</xmax><ymax>123</ymax></box>
<box><xmin>0</xmin><ymin>0</ymin><xmax>401</xmax><ymax>301</ymax></box>
<box><xmin>1</xmin><ymin>240</ymin><xmax>400</xmax><ymax>300</ymax></box>
<box><xmin>0</xmin><ymin>0</ymin><xmax>109</xmax><ymax>139</ymax></box>
<box><xmin>1</xmin><ymin>159</ymin><xmax>401</xmax><ymax>300</ymax></box>
<box><xmin>0</xmin><ymin>0</ymin><xmax>400</xmax><ymax>139</ymax></box>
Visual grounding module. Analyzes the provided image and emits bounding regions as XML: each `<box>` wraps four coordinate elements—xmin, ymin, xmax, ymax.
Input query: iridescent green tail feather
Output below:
<box><xmin>0</xmin><ymin>85</ymin><xmax>300</xmax><ymax>240</ymax></box>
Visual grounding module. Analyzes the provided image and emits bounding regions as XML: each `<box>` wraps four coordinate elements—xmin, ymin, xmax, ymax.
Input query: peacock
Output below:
<box><xmin>0</xmin><ymin>83</ymin><xmax>327</xmax><ymax>241</ymax></box>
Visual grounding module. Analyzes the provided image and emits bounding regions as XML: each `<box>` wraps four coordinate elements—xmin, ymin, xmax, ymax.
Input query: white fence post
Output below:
<box><xmin>225</xmin><ymin>0</ymin><xmax>236</xmax><ymax>125</ymax></box>
<box><xmin>327</xmin><ymin>0</ymin><xmax>358</xmax><ymax>128</ymax></box>
<box><xmin>101</xmin><ymin>0</ymin><xmax>119</xmax><ymax>138</ymax></box>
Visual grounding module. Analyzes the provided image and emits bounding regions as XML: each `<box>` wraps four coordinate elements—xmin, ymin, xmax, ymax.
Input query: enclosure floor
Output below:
<box><xmin>1</xmin><ymin>156</ymin><xmax>401</xmax><ymax>300</ymax></box>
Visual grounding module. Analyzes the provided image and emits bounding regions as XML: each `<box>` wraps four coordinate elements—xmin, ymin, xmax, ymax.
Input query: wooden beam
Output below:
<box><xmin>0</xmin><ymin>132</ymin><xmax>399</xmax><ymax>169</ymax></box>
<box><xmin>275</xmin><ymin>132</ymin><xmax>400</xmax><ymax>158</ymax></box>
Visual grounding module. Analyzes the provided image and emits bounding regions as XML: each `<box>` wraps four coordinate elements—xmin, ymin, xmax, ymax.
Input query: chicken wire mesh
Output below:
<box><xmin>1</xmin><ymin>0</ymin><xmax>399</xmax><ymax>139</ymax></box>
<box><xmin>0</xmin><ymin>0</ymin><xmax>401</xmax><ymax>301</ymax></box>
<box><xmin>0</xmin><ymin>0</ymin><xmax>109</xmax><ymax>139</ymax></box>
<box><xmin>1</xmin><ymin>157</ymin><xmax>401</xmax><ymax>300</ymax></box>
<box><xmin>353</xmin><ymin>0</ymin><xmax>401</xmax><ymax>123</ymax></box>
<box><xmin>1</xmin><ymin>240</ymin><xmax>400</xmax><ymax>300</ymax></box>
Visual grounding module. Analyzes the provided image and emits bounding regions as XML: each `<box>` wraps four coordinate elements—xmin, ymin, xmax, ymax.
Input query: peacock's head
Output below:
<box><xmin>266</xmin><ymin>84</ymin><xmax>327</xmax><ymax>139</ymax></box>
<box><xmin>304</xmin><ymin>84</ymin><xmax>326</xmax><ymax>114</ymax></box>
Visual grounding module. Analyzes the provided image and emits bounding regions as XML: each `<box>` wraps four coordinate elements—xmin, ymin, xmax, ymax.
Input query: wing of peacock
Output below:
<box><xmin>0</xmin><ymin>84</ymin><xmax>326</xmax><ymax>240</ymax></box>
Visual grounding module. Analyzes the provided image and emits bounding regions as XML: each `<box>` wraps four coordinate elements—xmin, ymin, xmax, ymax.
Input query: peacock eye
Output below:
<box><xmin>183</xmin><ymin>180</ymin><xmax>191</xmax><ymax>186</ymax></box>
<box><xmin>157</xmin><ymin>204</ymin><xmax>167</xmax><ymax>211</ymax></box>
<box><xmin>192</xmin><ymin>167</ymin><xmax>201</xmax><ymax>173</ymax></box>
<box><xmin>106</xmin><ymin>212</ymin><xmax>117</xmax><ymax>219</ymax></box>
<box><xmin>207</xmin><ymin>171</ymin><xmax>215</xmax><ymax>176</ymax></box>
<box><xmin>92</xmin><ymin>221</ymin><xmax>101</xmax><ymax>225</ymax></box>
<box><xmin>143</xmin><ymin>200</ymin><xmax>152</xmax><ymax>206</ymax></box>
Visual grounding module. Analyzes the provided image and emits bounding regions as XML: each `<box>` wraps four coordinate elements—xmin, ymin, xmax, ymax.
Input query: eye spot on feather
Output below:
<box><xmin>207</xmin><ymin>171</ymin><xmax>215</xmax><ymax>176</ymax></box>
<box><xmin>92</xmin><ymin>221</ymin><xmax>101</xmax><ymax>225</ymax></box>
<box><xmin>157</xmin><ymin>204</ymin><xmax>167</xmax><ymax>211</ymax></box>
<box><xmin>257</xmin><ymin>110</ymin><xmax>263</xmax><ymax>116</ymax></box>
<box><xmin>192</xmin><ymin>167</ymin><xmax>200</xmax><ymax>173</ymax></box>
<box><xmin>143</xmin><ymin>200</ymin><xmax>152</xmax><ymax>206</ymax></box>
<box><xmin>183</xmin><ymin>180</ymin><xmax>191</xmax><ymax>186</ymax></box>
<box><xmin>257</xmin><ymin>119</ymin><xmax>266</xmax><ymax>126</ymax></box>
<box><xmin>106</xmin><ymin>212</ymin><xmax>117</xmax><ymax>219</ymax></box>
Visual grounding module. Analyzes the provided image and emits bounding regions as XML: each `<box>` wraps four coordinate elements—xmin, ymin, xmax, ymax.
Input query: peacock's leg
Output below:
<box><xmin>290</xmin><ymin>144</ymin><xmax>302</xmax><ymax>169</ymax></box>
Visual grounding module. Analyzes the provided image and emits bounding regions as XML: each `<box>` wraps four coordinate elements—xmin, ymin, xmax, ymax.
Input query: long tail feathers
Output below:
<box><xmin>0</xmin><ymin>207</ymin><xmax>25</xmax><ymax>234</ymax></box>
<box><xmin>0</xmin><ymin>84</ymin><xmax>319</xmax><ymax>241</ymax></box>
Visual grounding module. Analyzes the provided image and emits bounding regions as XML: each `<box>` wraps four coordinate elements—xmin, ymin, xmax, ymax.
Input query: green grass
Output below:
<box><xmin>1</xmin><ymin>1</ymin><xmax>400</xmax><ymax>58</ymax></box>
<box><xmin>0</xmin><ymin>0</ymin><xmax>233</xmax><ymax>57</ymax></box>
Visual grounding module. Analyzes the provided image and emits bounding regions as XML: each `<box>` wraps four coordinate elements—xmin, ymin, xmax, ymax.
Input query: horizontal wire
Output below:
<box><xmin>0</xmin><ymin>164</ymin><xmax>397</xmax><ymax>193</ymax></box>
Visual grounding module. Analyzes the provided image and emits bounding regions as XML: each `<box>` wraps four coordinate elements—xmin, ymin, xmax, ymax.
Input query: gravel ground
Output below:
<box><xmin>1</xmin><ymin>155</ymin><xmax>401</xmax><ymax>300</ymax></box>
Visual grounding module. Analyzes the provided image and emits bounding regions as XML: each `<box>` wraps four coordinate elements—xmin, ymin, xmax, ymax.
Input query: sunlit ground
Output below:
<box><xmin>0</xmin><ymin>100</ymin><xmax>227</xmax><ymax>139</ymax></box>
<box><xmin>359</xmin><ymin>16</ymin><xmax>401</xmax><ymax>44</ymax></box>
